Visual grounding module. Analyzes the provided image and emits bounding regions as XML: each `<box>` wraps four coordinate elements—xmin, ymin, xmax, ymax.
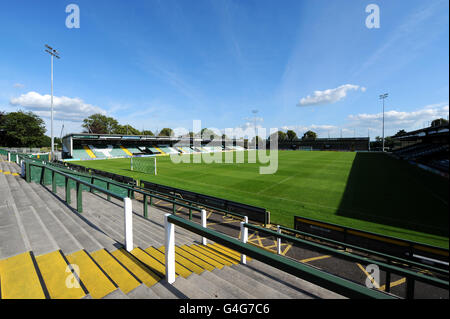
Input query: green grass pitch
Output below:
<box><xmin>73</xmin><ymin>151</ymin><xmax>449</xmax><ymax>248</ymax></box>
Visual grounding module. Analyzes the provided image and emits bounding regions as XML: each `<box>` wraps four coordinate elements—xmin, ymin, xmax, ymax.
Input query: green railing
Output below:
<box><xmin>24</xmin><ymin>159</ymin><xmax>135</xmax><ymax>251</ymax></box>
<box><xmin>165</xmin><ymin>214</ymin><xmax>397</xmax><ymax>299</ymax></box>
<box><xmin>25</xmin><ymin>160</ymin><xmax>125</xmax><ymax>212</ymax></box>
<box><xmin>244</xmin><ymin>223</ymin><xmax>449</xmax><ymax>298</ymax></box>
<box><xmin>23</xmin><ymin>158</ymin><xmax>208</xmax><ymax>221</ymax></box>
<box><xmin>278</xmin><ymin>225</ymin><xmax>449</xmax><ymax>276</ymax></box>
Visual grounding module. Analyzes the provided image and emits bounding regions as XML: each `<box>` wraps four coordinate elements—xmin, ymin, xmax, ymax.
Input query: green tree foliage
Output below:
<box><xmin>286</xmin><ymin>130</ymin><xmax>298</xmax><ymax>141</ymax></box>
<box><xmin>393</xmin><ymin>129</ymin><xmax>407</xmax><ymax>137</ymax></box>
<box><xmin>158</xmin><ymin>127</ymin><xmax>174</xmax><ymax>137</ymax></box>
<box><xmin>269</xmin><ymin>131</ymin><xmax>287</xmax><ymax>142</ymax></box>
<box><xmin>0</xmin><ymin>110</ymin><xmax>48</xmax><ymax>147</ymax></box>
<box><xmin>141</xmin><ymin>130</ymin><xmax>154</xmax><ymax>136</ymax></box>
<box><xmin>200</xmin><ymin>128</ymin><xmax>220</xmax><ymax>140</ymax></box>
<box><xmin>82</xmin><ymin>113</ymin><xmax>119</xmax><ymax>134</ymax></box>
<box><xmin>113</xmin><ymin>124</ymin><xmax>141</xmax><ymax>135</ymax></box>
<box><xmin>431</xmin><ymin>118</ymin><xmax>449</xmax><ymax>127</ymax></box>
<box><xmin>302</xmin><ymin>130</ymin><xmax>317</xmax><ymax>140</ymax></box>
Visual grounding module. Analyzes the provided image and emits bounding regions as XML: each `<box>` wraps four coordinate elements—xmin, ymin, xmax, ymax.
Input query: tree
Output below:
<box><xmin>200</xmin><ymin>128</ymin><xmax>220</xmax><ymax>140</ymax></box>
<box><xmin>112</xmin><ymin>124</ymin><xmax>140</xmax><ymax>135</ymax></box>
<box><xmin>431</xmin><ymin>118</ymin><xmax>449</xmax><ymax>127</ymax></box>
<box><xmin>0</xmin><ymin>110</ymin><xmax>48</xmax><ymax>147</ymax></box>
<box><xmin>141</xmin><ymin>130</ymin><xmax>154</xmax><ymax>136</ymax></box>
<box><xmin>82</xmin><ymin>113</ymin><xmax>118</xmax><ymax>134</ymax></box>
<box><xmin>286</xmin><ymin>130</ymin><xmax>298</xmax><ymax>141</ymax></box>
<box><xmin>302</xmin><ymin>130</ymin><xmax>317</xmax><ymax>140</ymax></box>
<box><xmin>158</xmin><ymin>128</ymin><xmax>174</xmax><ymax>137</ymax></box>
<box><xmin>269</xmin><ymin>131</ymin><xmax>287</xmax><ymax>142</ymax></box>
<box><xmin>393</xmin><ymin>129</ymin><xmax>407</xmax><ymax>137</ymax></box>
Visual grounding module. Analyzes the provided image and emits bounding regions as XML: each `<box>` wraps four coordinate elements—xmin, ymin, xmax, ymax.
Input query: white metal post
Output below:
<box><xmin>201</xmin><ymin>209</ymin><xmax>207</xmax><ymax>245</ymax></box>
<box><xmin>240</xmin><ymin>216</ymin><xmax>248</xmax><ymax>264</ymax></box>
<box><xmin>7</xmin><ymin>152</ymin><xmax>10</xmax><ymax>162</ymax></box>
<box><xmin>124</xmin><ymin>197</ymin><xmax>133</xmax><ymax>252</ymax></box>
<box><xmin>164</xmin><ymin>213</ymin><xmax>176</xmax><ymax>284</ymax></box>
<box><xmin>277</xmin><ymin>225</ymin><xmax>281</xmax><ymax>255</ymax></box>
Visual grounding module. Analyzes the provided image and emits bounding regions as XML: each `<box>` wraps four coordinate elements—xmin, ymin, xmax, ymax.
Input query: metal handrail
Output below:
<box><xmin>244</xmin><ymin>223</ymin><xmax>449</xmax><ymax>295</ymax></box>
<box><xmin>26</xmin><ymin>160</ymin><xmax>124</xmax><ymax>200</ymax></box>
<box><xmin>166</xmin><ymin>214</ymin><xmax>397</xmax><ymax>299</ymax></box>
<box><xmin>278</xmin><ymin>225</ymin><xmax>449</xmax><ymax>276</ymax></box>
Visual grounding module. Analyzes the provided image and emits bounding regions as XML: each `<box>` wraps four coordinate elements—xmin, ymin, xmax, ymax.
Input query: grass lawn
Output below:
<box><xmin>73</xmin><ymin>150</ymin><xmax>449</xmax><ymax>248</ymax></box>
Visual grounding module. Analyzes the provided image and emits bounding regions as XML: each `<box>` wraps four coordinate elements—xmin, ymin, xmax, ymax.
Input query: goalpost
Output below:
<box><xmin>130</xmin><ymin>156</ymin><xmax>157</xmax><ymax>175</ymax></box>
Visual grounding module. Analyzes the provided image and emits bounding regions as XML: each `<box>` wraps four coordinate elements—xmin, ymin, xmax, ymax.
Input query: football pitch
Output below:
<box><xmin>73</xmin><ymin>151</ymin><xmax>449</xmax><ymax>248</ymax></box>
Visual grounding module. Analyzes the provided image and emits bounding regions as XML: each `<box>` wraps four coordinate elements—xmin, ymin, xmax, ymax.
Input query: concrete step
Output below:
<box><xmin>102</xmin><ymin>288</ymin><xmax>130</xmax><ymax>299</ymax></box>
<box><xmin>106</xmin><ymin>194</ymin><xmax>201</xmax><ymax>244</ymax></box>
<box><xmin>4</xmin><ymin>176</ymin><xmax>58</xmax><ymax>256</ymax></box>
<box><xmin>80</xmin><ymin>192</ymin><xmax>167</xmax><ymax>248</ymax></box>
<box><xmin>236</xmin><ymin>260</ymin><xmax>344</xmax><ymax>299</ymax></box>
<box><xmin>28</xmin><ymin>184</ymin><xmax>105</xmax><ymax>253</ymax></box>
<box><xmin>0</xmin><ymin>204</ymin><xmax>28</xmax><ymax>259</ymax></box>
<box><xmin>211</xmin><ymin>265</ymin><xmax>293</xmax><ymax>299</ymax></box>
<box><xmin>199</xmin><ymin>270</ymin><xmax>256</xmax><ymax>298</ymax></box>
<box><xmin>150</xmin><ymin>280</ymin><xmax>188</xmax><ymax>299</ymax></box>
<box><xmin>171</xmin><ymin>276</ymin><xmax>212</xmax><ymax>299</ymax></box>
<box><xmin>127</xmin><ymin>283</ymin><xmax>161</xmax><ymax>299</ymax></box>
<box><xmin>79</xmin><ymin>191</ymin><xmax>198</xmax><ymax>248</ymax></box>
<box><xmin>16</xmin><ymin>182</ymin><xmax>83</xmax><ymax>255</ymax></box>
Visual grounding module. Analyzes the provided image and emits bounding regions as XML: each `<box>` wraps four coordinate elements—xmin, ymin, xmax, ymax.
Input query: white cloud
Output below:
<box><xmin>347</xmin><ymin>102</ymin><xmax>449</xmax><ymax>131</ymax></box>
<box><xmin>9</xmin><ymin>91</ymin><xmax>107</xmax><ymax>122</ymax></box>
<box><xmin>297</xmin><ymin>84</ymin><xmax>365</xmax><ymax>107</ymax></box>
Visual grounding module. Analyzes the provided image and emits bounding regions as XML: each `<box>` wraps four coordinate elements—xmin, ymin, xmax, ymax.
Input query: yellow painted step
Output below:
<box><xmin>208</xmin><ymin>244</ymin><xmax>242</xmax><ymax>262</ymax></box>
<box><xmin>111</xmin><ymin>249</ymin><xmax>160</xmax><ymax>287</ymax></box>
<box><xmin>35</xmin><ymin>250</ymin><xmax>86</xmax><ymax>299</ymax></box>
<box><xmin>83</xmin><ymin>145</ymin><xmax>96</xmax><ymax>158</ymax></box>
<box><xmin>211</xmin><ymin>243</ymin><xmax>244</xmax><ymax>260</ymax></box>
<box><xmin>144</xmin><ymin>247</ymin><xmax>192</xmax><ymax>278</ymax></box>
<box><xmin>157</xmin><ymin>246</ymin><xmax>204</xmax><ymax>275</ymax></box>
<box><xmin>130</xmin><ymin>247</ymin><xmax>167</xmax><ymax>278</ymax></box>
<box><xmin>0</xmin><ymin>252</ymin><xmax>46</xmax><ymax>299</ymax></box>
<box><xmin>154</xmin><ymin>147</ymin><xmax>165</xmax><ymax>155</ymax></box>
<box><xmin>90</xmin><ymin>249</ymin><xmax>140</xmax><ymax>294</ymax></box>
<box><xmin>66</xmin><ymin>250</ymin><xmax>116</xmax><ymax>299</ymax></box>
<box><xmin>184</xmin><ymin>245</ymin><xmax>231</xmax><ymax>267</ymax></box>
<box><xmin>192</xmin><ymin>245</ymin><xmax>236</xmax><ymax>266</ymax></box>
<box><xmin>119</xmin><ymin>145</ymin><xmax>133</xmax><ymax>156</ymax></box>
<box><xmin>175</xmin><ymin>246</ymin><xmax>217</xmax><ymax>271</ymax></box>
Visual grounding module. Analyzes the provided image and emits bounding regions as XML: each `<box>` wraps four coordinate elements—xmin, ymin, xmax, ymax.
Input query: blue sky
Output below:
<box><xmin>0</xmin><ymin>0</ymin><xmax>448</xmax><ymax>139</ymax></box>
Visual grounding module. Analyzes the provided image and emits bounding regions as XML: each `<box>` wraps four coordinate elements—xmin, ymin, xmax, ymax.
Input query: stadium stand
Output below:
<box><xmin>392</xmin><ymin>123</ymin><xmax>449</xmax><ymax>175</ymax></box>
<box><xmin>0</xmin><ymin>155</ymin><xmax>344</xmax><ymax>299</ymax></box>
<box><xmin>62</xmin><ymin>133</ymin><xmax>248</xmax><ymax>160</ymax></box>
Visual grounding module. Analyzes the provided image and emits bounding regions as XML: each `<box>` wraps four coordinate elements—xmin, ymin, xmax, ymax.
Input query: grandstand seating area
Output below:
<box><xmin>0</xmin><ymin>155</ymin><xmax>342</xmax><ymax>299</ymax></box>
<box><xmin>67</xmin><ymin>142</ymin><xmax>240</xmax><ymax>160</ymax></box>
<box><xmin>393</xmin><ymin>143</ymin><xmax>449</xmax><ymax>173</ymax></box>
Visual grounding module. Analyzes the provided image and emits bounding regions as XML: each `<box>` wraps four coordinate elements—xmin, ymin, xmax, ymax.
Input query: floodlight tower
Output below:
<box><xmin>45</xmin><ymin>44</ymin><xmax>60</xmax><ymax>160</ymax></box>
<box><xmin>379</xmin><ymin>93</ymin><xmax>388</xmax><ymax>152</ymax></box>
